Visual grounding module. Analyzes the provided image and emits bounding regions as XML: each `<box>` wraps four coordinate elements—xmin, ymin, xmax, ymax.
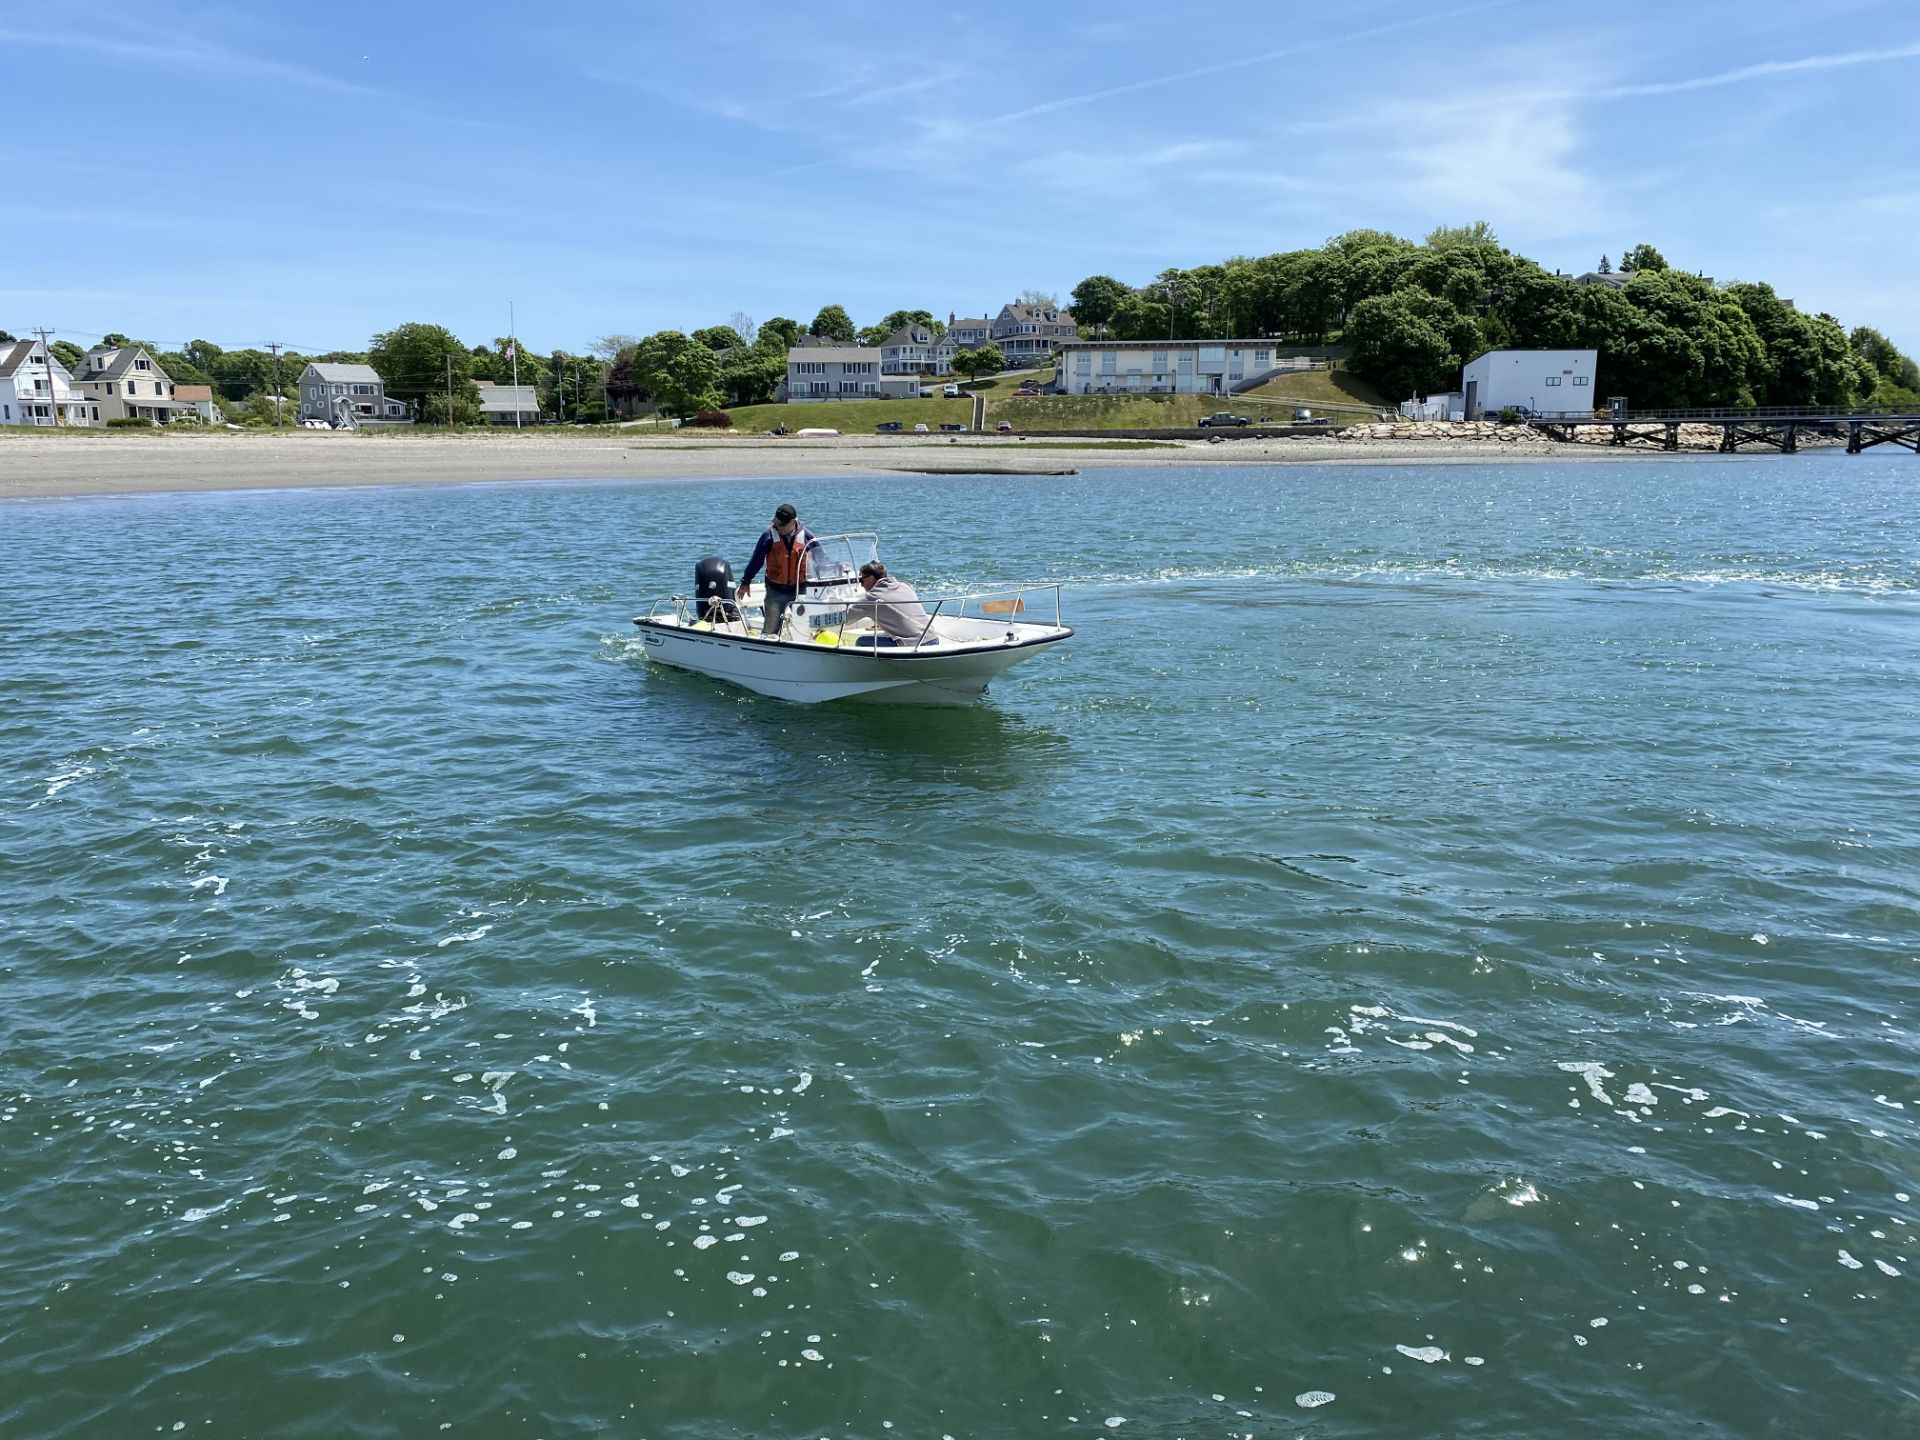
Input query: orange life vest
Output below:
<box><xmin>764</xmin><ymin>528</ymin><xmax>809</xmax><ymax>589</ymax></box>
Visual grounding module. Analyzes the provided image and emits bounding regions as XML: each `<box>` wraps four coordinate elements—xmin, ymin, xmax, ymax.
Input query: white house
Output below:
<box><xmin>1053</xmin><ymin>339</ymin><xmax>1295</xmax><ymax>396</ymax></box>
<box><xmin>784</xmin><ymin>346</ymin><xmax>918</xmax><ymax>401</ymax></box>
<box><xmin>298</xmin><ymin>362</ymin><xmax>411</xmax><ymax>427</ymax></box>
<box><xmin>1459</xmin><ymin>349</ymin><xmax>1598</xmax><ymax>418</ymax></box>
<box><xmin>0</xmin><ymin>339</ymin><xmax>96</xmax><ymax>425</ymax></box>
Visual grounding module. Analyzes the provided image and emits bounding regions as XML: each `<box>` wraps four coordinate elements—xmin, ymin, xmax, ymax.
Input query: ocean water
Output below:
<box><xmin>3</xmin><ymin>455</ymin><xmax>1917</xmax><ymax>1438</ymax></box>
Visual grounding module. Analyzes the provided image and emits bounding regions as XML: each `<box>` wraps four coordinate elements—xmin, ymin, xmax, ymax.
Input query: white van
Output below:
<box><xmin>942</xmin><ymin>383</ymin><xmax>961</xmax><ymax>398</ymax></box>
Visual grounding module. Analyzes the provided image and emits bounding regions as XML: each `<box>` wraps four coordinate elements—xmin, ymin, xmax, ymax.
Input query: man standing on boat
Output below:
<box><xmin>846</xmin><ymin>561</ymin><xmax>935</xmax><ymax>646</ymax></box>
<box><xmin>737</xmin><ymin>503</ymin><xmax>811</xmax><ymax>637</ymax></box>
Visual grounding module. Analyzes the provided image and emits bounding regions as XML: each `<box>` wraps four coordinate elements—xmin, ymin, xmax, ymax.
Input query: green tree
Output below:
<box><xmin>693</xmin><ymin>325</ymin><xmax>745</xmax><ymax>352</ymax></box>
<box><xmin>809</xmin><ymin>305</ymin><xmax>856</xmax><ymax>342</ymax></box>
<box><xmin>1619</xmin><ymin>244</ymin><xmax>1668</xmax><ymax>273</ymax></box>
<box><xmin>856</xmin><ymin>324</ymin><xmax>891</xmax><ymax>347</ymax></box>
<box><xmin>1619</xmin><ymin>269</ymin><xmax>1763</xmax><ymax>406</ymax></box>
<box><xmin>1069</xmin><ymin>275</ymin><xmax>1130</xmax><ymax>336</ymax></box>
<box><xmin>1850</xmin><ymin>326</ymin><xmax>1920</xmax><ymax>392</ymax></box>
<box><xmin>878</xmin><ymin>310</ymin><xmax>941</xmax><ymax>338</ymax></box>
<box><xmin>1595</xmin><ymin>255</ymin><xmax>1612</xmax><ymax>274</ymax></box>
<box><xmin>1017</xmin><ymin>288</ymin><xmax>1059</xmax><ymax>307</ymax></box>
<box><xmin>1424</xmin><ymin>220</ymin><xmax>1499</xmax><ymax>251</ymax></box>
<box><xmin>369</xmin><ymin>322</ymin><xmax>471</xmax><ymax>405</ymax></box>
<box><xmin>209</xmin><ymin>348</ymin><xmax>291</xmax><ymax>401</ymax></box>
<box><xmin>950</xmin><ymin>343</ymin><xmax>1005</xmax><ymax>381</ymax></box>
<box><xmin>182</xmin><ymin>339</ymin><xmax>223</xmax><ymax>372</ymax></box>
<box><xmin>158</xmin><ymin>351</ymin><xmax>212</xmax><ymax>386</ymax></box>
<box><xmin>1324</xmin><ymin>228</ymin><xmax>1418</xmax><ymax>322</ymax></box>
<box><xmin>421</xmin><ymin>386</ymin><xmax>484</xmax><ymax>426</ymax></box>
<box><xmin>758</xmin><ymin>316</ymin><xmax>804</xmax><ymax>351</ymax></box>
<box><xmin>632</xmin><ymin>330</ymin><xmax>722</xmax><ymax>417</ymax></box>
<box><xmin>1344</xmin><ymin>291</ymin><xmax>1480</xmax><ymax>401</ymax></box>
<box><xmin>1726</xmin><ymin>281</ymin><xmax>1857</xmax><ymax>406</ymax></box>
<box><xmin>720</xmin><ymin>347</ymin><xmax>785</xmax><ymax>407</ymax></box>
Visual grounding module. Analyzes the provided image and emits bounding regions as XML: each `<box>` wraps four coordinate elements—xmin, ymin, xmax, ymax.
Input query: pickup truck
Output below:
<box><xmin>1197</xmin><ymin>412</ymin><xmax>1250</xmax><ymax>428</ymax></box>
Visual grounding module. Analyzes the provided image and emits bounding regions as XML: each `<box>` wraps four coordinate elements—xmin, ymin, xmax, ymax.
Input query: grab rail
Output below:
<box><xmin>892</xmin><ymin>583</ymin><xmax>1065</xmax><ymax>651</ymax></box>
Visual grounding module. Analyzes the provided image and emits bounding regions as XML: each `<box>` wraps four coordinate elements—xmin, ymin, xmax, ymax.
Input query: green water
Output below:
<box><xmin>3</xmin><ymin>457</ymin><xmax>1917</xmax><ymax>1438</ymax></box>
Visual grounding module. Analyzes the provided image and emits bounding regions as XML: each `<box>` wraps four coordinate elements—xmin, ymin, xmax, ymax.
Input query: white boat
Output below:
<box><xmin>633</xmin><ymin>533</ymin><xmax>1071</xmax><ymax>705</ymax></box>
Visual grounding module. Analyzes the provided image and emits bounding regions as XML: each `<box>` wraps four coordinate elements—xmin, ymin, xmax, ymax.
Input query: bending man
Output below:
<box><xmin>845</xmin><ymin>561</ymin><xmax>935</xmax><ymax>647</ymax></box>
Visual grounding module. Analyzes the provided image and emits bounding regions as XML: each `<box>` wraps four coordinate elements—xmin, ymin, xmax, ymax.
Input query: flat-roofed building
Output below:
<box><xmin>1459</xmin><ymin>348</ymin><xmax>1597</xmax><ymax>418</ymax></box>
<box><xmin>1054</xmin><ymin>339</ymin><xmax>1292</xmax><ymax>396</ymax></box>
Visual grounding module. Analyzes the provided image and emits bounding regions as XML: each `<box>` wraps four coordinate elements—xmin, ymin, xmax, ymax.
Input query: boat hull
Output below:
<box><xmin>634</xmin><ymin>619</ymin><xmax>1069</xmax><ymax>705</ymax></box>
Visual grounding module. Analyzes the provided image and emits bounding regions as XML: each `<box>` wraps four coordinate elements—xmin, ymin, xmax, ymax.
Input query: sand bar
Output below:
<box><xmin>0</xmin><ymin>426</ymin><xmax>1696</xmax><ymax>502</ymax></box>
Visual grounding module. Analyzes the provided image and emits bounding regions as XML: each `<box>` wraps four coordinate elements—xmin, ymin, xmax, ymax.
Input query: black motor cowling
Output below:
<box><xmin>693</xmin><ymin>554</ymin><xmax>738</xmax><ymax>622</ymax></box>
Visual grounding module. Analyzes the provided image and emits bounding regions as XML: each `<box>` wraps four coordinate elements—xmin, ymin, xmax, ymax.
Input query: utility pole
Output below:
<box><xmin>268</xmin><ymin>341</ymin><xmax>283</xmax><ymax>426</ymax></box>
<box><xmin>509</xmin><ymin>301</ymin><xmax>520</xmax><ymax>429</ymax></box>
<box><xmin>34</xmin><ymin>327</ymin><xmax>60</xmax><ymax>427</ymax></box>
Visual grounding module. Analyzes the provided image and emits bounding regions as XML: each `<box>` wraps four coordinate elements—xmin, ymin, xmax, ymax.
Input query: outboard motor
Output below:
<box><xmin>692</xmin><ymin>555</ymin><xmax>738</xmax><ymax>623</ymax></box>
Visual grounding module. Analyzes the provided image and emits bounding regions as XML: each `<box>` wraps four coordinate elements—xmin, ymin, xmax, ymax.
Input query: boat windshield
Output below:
<box><xmin>804</xmin><ymin>533</ymin><xmax>879</xmax><ymax>585</ymax></box>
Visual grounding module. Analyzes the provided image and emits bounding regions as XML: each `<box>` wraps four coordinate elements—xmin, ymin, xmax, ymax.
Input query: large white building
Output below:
<box><xmin>1459</xmin><ymin>349</ymin><xmax>1598</xmax><ymax>418</ymax></box>
<box><xmin>0</xmin><ymin>339</ymin><xmax>96</xmax><ymax>425</ymax></box>
<box><xmin>1053</xmin><ymin>339</ymin><xmax>1294</xmax><ymax>396</ymax></box>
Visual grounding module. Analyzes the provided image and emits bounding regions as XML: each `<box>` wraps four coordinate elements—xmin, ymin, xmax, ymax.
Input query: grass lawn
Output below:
<box><xmin>1239</xmin><ymin>367</ymin><xmax>1387</xmax><ymax>416</ymax></box>
<box><xmin>988</xmin><ymin>392</ymin><xmax>1261</xmax><ymax>430</ymax></box>
<box><xmin>722</xmin><ymin>397</ymin><xmax>976</xmax><ymax>433</ymax></box>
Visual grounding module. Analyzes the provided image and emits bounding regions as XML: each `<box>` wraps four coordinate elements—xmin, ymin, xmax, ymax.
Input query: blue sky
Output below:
<box><xmin>5</xmin><ymin>0</ymin><xmax>1918</xmax><ymax>357</ymax></box>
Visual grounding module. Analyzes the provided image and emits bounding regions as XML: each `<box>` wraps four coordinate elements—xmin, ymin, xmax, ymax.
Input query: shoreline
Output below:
<box><xmin>0</xmin><ymin>427</ymin><xmax>1744</xmax><ymax>501</ymax></box>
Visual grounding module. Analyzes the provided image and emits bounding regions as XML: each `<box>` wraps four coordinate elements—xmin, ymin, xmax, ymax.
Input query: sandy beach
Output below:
<box><xmin>0</xmin><ymin>424</ymin><xmax>1704</xmax><ymax>501</ymax></box>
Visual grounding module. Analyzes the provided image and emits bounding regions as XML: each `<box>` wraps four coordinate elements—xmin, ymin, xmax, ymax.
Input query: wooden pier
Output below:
<box><xmin>1528</xmin><ymin>405</ymin><xmax>1920</xmax><ymax>455</ymax></box>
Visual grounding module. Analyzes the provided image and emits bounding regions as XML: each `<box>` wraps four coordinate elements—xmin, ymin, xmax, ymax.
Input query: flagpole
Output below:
<box><xmin>509</xmin><ymin>301</ymin><xmax>521</xmax><ymax>429</ymax></box>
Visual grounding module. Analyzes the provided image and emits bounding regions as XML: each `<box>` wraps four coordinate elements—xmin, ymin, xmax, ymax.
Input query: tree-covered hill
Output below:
<box><xmin>1069</xmin><ymin>226</ymin><xmax>1920</xmax><ymax>411</ymax></box>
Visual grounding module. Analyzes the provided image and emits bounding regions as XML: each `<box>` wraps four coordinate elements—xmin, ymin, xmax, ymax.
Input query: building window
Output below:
<box><xmin>1255</xmin><ymin>350</ymin><xmax>1270</xmax><ymax>365</ymax></box>
<box><xmin>136</xmin><ymin>358</ymin><xmax>150</xmax><ymax>369</ymax></box>
<box><xmin>92</xmin><ymin>406</ymin><xmax>99</xmax><ymax>420</ymax></box>
<box><xmin>1544</xmin><ymin>376</ymin><xmax>1562</xmax><ymax>386</ymax></box>
<box><xmin>1572</xmin><ymin>376</ymin><xmax>1589</xmax><ymax>387</ymax></box>
<box><xmin>107</xmin><ymin>382</ymin><xmax>116</xmax><ymax>394</ymax></box>
<box><xmin>1153</xmin><ymin>351</ymin><xmax>1168</xmax><ymax>371</ymax></box>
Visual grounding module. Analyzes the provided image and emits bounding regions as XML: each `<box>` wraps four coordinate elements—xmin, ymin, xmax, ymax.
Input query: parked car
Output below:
<box><xmin>875</xmin><ymin>420</ymin><xmax>904</xmax><ymax>433</ymax></box>
<box><xmin>1291</xmin><ymin>408</ymin><xmax>1328</xmax><ymax>425</ymax></box>
<box><xmin>943</xmin><ymin>384</ymin><xmax>961</xmax><ymax>398</ymax></box>
<box><xmin>939</xmin><ymin>422</ymin><xmax>967</xmax><ymax>433</ymax></box>
<box><xmin>1014</xmin><ymin>386</ymin><xmax>1040</xmax><ymax>397</ymax></box>
<box><xmin>995</xmin><ymin>420</ymin><xmax>1014</xmax><ymax>433</ymax></box>
<box><xmin>1198</xmin><ymin>412</ymin><xmax>1251</xmax><ymax>428</ymax></box>
<box><xmin>913</xmin><ymin>423</ymin><xmax>930</xmax><ymax>433</ymax></box>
